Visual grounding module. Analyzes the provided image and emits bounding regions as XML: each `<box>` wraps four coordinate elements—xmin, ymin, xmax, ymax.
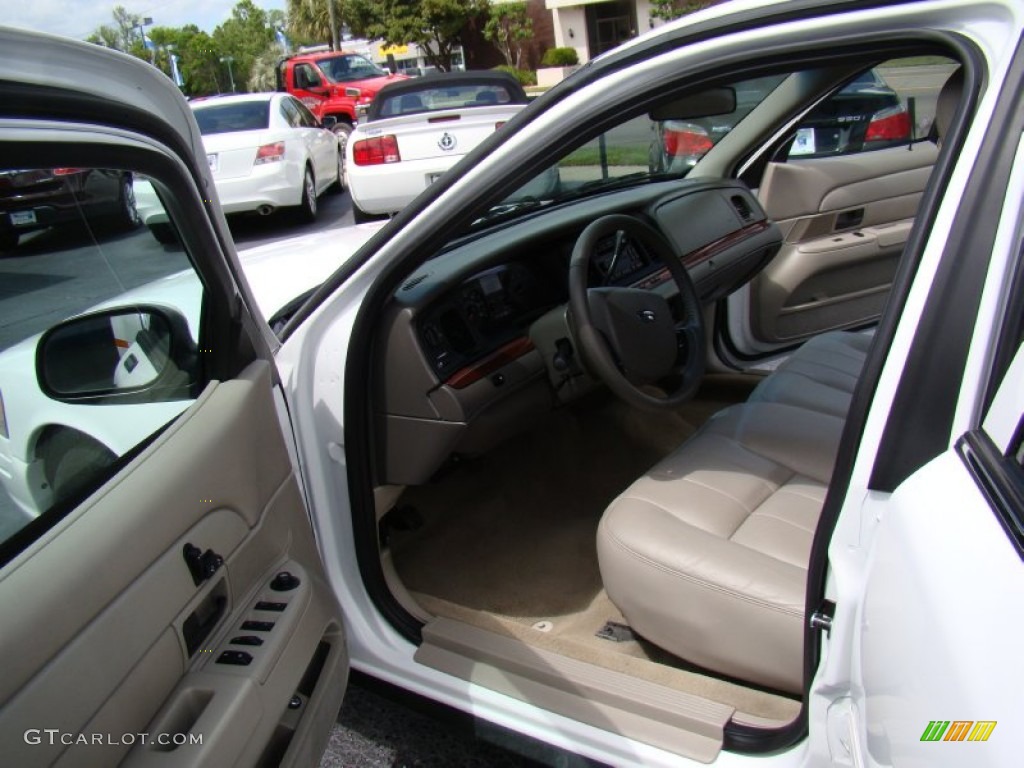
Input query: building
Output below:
<box><xmin>545</xmin><ymin>0</ymin><xmax>663</xmax><ymax>63</ymax></box>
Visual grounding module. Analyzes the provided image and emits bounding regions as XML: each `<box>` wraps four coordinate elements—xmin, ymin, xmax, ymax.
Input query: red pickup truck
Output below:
<box><xmin>276</xmin><ymin>52</ymin><xmax>406</xmax><ymax>158</ymax></box>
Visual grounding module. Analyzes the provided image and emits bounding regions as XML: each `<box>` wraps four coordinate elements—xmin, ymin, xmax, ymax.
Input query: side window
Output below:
<box><xmin>293</xmin><ymin>99</ymin><xmax>319</xmax><ymax>128</ymax></box>
<box><xmin>562</xmin><ymin>74</ymin><xmax>786</xmax><ymax>181</ymax></box>
<box><xmin>787</xmin><ymin>56</ymin><xmax>958</xmax><ymax>158</ymax></box>
<box><xmin>0</xmin><ymin>166</ymin><xmax>203</xmax><ymax>549</ymax></box>
<box><xmin>295</xmin><ymin>64</ymin><xmax>321</xmax><ymax>90</ymax></box>
<box><xmin>280</xmin><ymin>98</ymin><xmax>301</xmax><ymax>128</ymax></box>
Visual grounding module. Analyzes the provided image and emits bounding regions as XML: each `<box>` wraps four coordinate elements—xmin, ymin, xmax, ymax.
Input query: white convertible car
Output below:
<box><xmin>345</xmin><ymin>71</ymin><xmax>531</xmax><ymax>222</ymax></box>
<box><xmin>2</xmin><ymin>2</ymin><xmax>1023</xmax><ymax>768</ymax></box>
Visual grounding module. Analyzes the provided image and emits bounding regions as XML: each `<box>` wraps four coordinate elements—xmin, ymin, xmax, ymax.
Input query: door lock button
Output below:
<box><xmin>270</xmin><ymin>571</ymin><xmax>301</xmax><ymax>591</ymax></box>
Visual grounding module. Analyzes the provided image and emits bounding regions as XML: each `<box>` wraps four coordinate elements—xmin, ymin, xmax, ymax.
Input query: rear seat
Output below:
<box><xmin>747</xmin><ymin>331</ymin><xmax>872</xmax><ymax>418</ymax></box>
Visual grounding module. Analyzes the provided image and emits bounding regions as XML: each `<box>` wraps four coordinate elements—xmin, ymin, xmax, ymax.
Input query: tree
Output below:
<box><xmin>86</xmin><ymin>5</ymin><xmax>143</xmax><ymax>51</ymax></box>
<box><xmin>211</xmin><ymin>0</ymin><xmax>276</xmax><ymax>92</ymax></box>
<box><xmin>112</xmin><ymin>5</ymin><xmax>144</xmax><ymax>47</ymax></box>
<box><xmin>86</xmin><ymin>25</ymin><xmax>122</xmax><ymax>50</ymax></box>
<box><xmin>249</xmin><ymin>48</ymin><xmax>283</xmax><ymax>91</ymax></box>
<box><xmin>650</xmin><ymin>0</ymin><xmax>721</xmax><ymax>23</ymax></box>
<box><xmin>348</xmin><ymin>0</ymin><xmax>489</xmax><ymax>72</ymax></box>
<box><xmin>172</xmin><ymin>27</ymin><xmax>226</xmax><ymax>95</ymax></box>
<box><xmin>286</xmin><ymin>0</ymin><xmax>345</xmax><ymax>49</ymax></box>
<box><xmin>483</xmin><ymin>1</ymin><xmax>532</xmax><ymax>70</ymax></box>
<box><xmin>84</xmin><ymin>1</ymin><xmax>282</xmax><ymax>97</ymax></box>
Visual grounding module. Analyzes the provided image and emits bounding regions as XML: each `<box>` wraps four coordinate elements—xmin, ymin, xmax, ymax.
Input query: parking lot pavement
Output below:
<box><xmin>321</xmin><ymin>675</ymin><xmax>605</xmax><ymax>767</ymax></box>
<box><xmin>320</xmin><ymin>680</ymin><xmax>542</xmax><ymax>767</ymax></box>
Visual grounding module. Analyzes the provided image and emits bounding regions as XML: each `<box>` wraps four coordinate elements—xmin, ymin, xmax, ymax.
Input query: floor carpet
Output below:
<box><xmin>389</xmin><ymin>376</ymin><xmax>800</xmax><ymax>724</ymax></box>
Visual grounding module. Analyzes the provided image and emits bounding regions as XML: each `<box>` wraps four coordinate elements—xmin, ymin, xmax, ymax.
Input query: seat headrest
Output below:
<box><xmin>934</xmin><ymin>67</ymin><xmax>964</xmax><ymax>142</ymax></box>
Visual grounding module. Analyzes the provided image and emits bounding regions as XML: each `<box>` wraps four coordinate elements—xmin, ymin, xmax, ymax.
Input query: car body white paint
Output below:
<box><xmin>192</xmin><ymin>92</ymin><xmax>340</xmax><ymax>215</ymax></box>
<box><xmin>346</xmin><ymin>103</ymin><xmax>525</xmax><ymax>216</ymax></box>
<box><xmin>2</xmin><ymin>1</ymin><xmax>1024</xmax><ymax>765</ymax></box>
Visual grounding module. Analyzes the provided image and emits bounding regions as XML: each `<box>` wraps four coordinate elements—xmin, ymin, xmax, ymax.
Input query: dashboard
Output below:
<box><xmin>418</xmin><ymin>262</ymin><xmax>557</xmax><ymax>379</ymax></box>
<box><xmin>377</xmin><ymin>178</ymin><xmax>782</xmax><ymax>486</ymax></box>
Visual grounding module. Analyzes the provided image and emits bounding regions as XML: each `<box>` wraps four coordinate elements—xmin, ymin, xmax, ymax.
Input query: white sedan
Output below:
<box><xmin>191</xmin><ymin>92</ymin><xmax>342</xmax><ymax>222</ymax></box>
<box><xmin>345</xmin><ymin>71</ymin><xmax>529</xmax><ymax>222</ymax></box>
<box><xmin>4</xmin><ymin>5</ymin><xmax>1024</xmax><ymax>768</ymax></box>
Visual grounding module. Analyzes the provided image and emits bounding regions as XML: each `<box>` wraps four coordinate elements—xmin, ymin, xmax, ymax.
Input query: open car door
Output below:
<box><xmin>723</xmin><ymin>58</ymin><xmax>957</xmax><ymax>361</ymax></box>
<box><xmin>0</xmin><ymin>31</ymin><xmax>347</xmax><ymax>767</ymax></box>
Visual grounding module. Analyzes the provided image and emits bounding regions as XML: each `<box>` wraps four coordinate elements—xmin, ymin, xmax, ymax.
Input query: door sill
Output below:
<box><xmin>416</xmin><ymin>616</ymin><xmax>737</xmax><ymax>763</ymax></box>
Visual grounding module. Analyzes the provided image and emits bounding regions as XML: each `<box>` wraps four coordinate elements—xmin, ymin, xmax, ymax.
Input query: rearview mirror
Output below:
<box><xmin>649</xmin><ymin>87</ymin><xmax>737</xmax><ymax>120</ymax></box>
<box><xmin>37</xmin><ymin>306</ymin><xmax>197</xmax><ymax>403</ymax></box>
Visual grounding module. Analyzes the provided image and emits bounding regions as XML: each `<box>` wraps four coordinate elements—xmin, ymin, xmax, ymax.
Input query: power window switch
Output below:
<box><xmin>216</xmin><ymin>650</ymin><xmax>253</xmax><ymax>666</ymax></box>
<box><xmin>230</xmin><ymin>635</ymin><xmax>264</xmax><ymax>647</ymax></box>
<box><xmin>254</xmin><ymin>601</ymin><xmax>287</xmax><ymax>612</ymax></box>
<box><xmin>240</xmin><ymin>620</ymin><xmax>275</xmax><ymax>632</ymax></box>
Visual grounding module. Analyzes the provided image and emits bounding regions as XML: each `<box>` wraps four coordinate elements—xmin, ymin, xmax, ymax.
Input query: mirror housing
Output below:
<box><xmin>36</xmin><ymin>305</ymin><xmax>198</xmax><ymax>403</ymax></box>
<box><xmin>321</xmin><ymin>115</ymin><xmax>338</xmax><ymax>129</ymax></box>
<box><xmin>649</xmin><ymin>87</ymin><xmax>737</xmax><ymax>120</ymax></box>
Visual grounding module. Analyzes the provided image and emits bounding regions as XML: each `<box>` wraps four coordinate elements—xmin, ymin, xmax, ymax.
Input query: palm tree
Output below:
<box><xmin>287</xmin><ymin>0</ymin><xmax>344</xmax><ymax>49</ymax></box>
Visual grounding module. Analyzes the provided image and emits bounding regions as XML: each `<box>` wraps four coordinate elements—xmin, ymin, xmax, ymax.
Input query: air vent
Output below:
<box><xmin>730</xmin><ymin>194</ymin><xmax>754</xmax><ymax>223</ymax></box>
<box><xmin>402</xmin><ymin>273</ymin><xmax>430</xmax><ymax>291</ymax></box>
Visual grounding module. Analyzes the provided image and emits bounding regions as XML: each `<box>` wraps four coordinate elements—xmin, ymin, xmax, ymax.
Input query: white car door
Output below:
<box><xmin>808</xmin><ymin>42</ymin><xmax>1024</xmax><ymax>766</ymax></box>
<box><xmin>289</xmin><ymin>97</ymin><xmax>337</xmax><ymax>191</ymax></box>
<box><xmin>0</xmin><ymin>30</ymin><xmax>348</xmax><ymax>768</ymax></box>
<box><xmin>832</xmin><ymin>346</ymin><xmax>1024</xmax><ymax>768</ymax></box>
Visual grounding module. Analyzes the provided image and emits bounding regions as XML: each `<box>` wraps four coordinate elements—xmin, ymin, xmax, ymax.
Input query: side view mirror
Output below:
<box><xmin>37</xmin><ymin>305</ymin><xmax>198</xmax><ymax>403</ymax></box>
<box><xmin>322</xmin><ymin>115</ymin><xmax>338</xmax><ymax>129</ymax></box>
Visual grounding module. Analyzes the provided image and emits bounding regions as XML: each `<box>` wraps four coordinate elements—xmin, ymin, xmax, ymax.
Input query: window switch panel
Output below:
<box><xmin>254</xmin><ymin>601</ymin><xmax>287</xmax><ymax>612</ymax></box>
<box><xmin>230</xmin><ymin>635</ymin><xmax>264</xmax><ymax>647</ymax></box>
<box><xmin>216</xmin><ymin>650</ymin><xmax>253</xmax><ymax>666</ymax></box>
<box><xmin>240</xmin><ymin>620</ymin><xmax>275</xmax><ymax>632</ymax></box>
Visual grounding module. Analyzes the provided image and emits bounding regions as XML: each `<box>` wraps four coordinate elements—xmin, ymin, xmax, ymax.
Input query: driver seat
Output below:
<box><xmin>596</xmin><ymin>401</ymin><xmax>843</xmax><ymax>693</ymax></box>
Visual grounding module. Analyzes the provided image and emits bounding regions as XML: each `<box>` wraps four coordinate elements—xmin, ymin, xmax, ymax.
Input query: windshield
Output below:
<box><xmin>192</xmin><ymin>101</ymin><xmax>270</xmax><ymax>134</ymax></box>
<box><xmin>318</xmin><ymin>54</ymin><xmax>387</xmax><ymax>84</ymax></box>
<box><xmin>486</xmin><ymin>74</ymin><xmax>786</xmax><ymax>225</ymax></box>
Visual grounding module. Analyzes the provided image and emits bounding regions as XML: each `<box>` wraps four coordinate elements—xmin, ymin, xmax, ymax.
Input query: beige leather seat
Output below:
<box><xmin>597</xmin><ymin>402</ymin><xmax>843</xmax><ymax>693</ymax></box>
<box><xmin>748</xmin><ymin>331</ymin><xmax>871</xmax><ymax>417</ymax></box>
<box><xmin>597</xmin><ymin>67</ymin><xmax>965</xmax><ymax>695</ymax></box>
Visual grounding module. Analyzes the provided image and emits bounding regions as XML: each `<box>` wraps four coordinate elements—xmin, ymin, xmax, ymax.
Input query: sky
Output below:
<box><xmin>6</xmin><ymin>0</ymin><xmax>287</xmax><ymax>43</ymax></box>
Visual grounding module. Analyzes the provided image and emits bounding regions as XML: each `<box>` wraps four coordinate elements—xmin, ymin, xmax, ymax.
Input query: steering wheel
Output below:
<box><xmin>568</xmin><ymin>214</ymin><xmax>705</xmax><ymax>410</ymax></box>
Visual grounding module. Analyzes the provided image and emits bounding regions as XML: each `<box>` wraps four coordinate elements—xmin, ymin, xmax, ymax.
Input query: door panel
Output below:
<box><xmin>751</xmin><ymin>142</ymin><xmax>937</xmax><ymax>344</ymax></box>
<box><xmin>850</xmin><ymin>452</ymin><xmax>1020</xmax><ymax>768</ymax></box>
<box><xmin>0</xmin><ymin>362</ymin><xmax>348</xmax><ymax>767</ymax></box>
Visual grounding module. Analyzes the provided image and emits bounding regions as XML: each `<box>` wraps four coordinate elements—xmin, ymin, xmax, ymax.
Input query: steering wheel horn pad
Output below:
<box><xmin>585</xmin><ymin>287</ymin><xmax>678</xmax><ymax>384</ymax></box>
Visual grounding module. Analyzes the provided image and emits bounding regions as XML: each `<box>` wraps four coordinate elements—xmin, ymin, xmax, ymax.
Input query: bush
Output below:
<box><xmin>541</xmin><ymin>47</ymin><xmax>579</xmax><ymax>67</ymax></box>
<box><xmin>493</xmin><ymin>65</ymin><xmax>537</xmax><ymax>86</ymax></box>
